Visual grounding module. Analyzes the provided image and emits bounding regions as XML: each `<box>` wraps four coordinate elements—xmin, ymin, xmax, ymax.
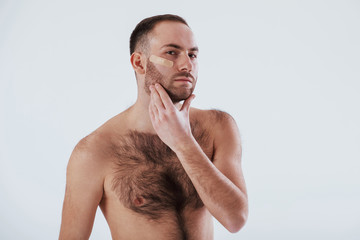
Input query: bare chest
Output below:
<box><xmin>109</xmin><ymin>124</ymin><xmax>213</xmax><ymax>221</ymax></box>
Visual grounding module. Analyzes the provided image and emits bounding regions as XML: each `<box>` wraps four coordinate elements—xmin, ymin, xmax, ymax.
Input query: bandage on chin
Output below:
<box><xmin>149</xmin><ymin>55</ymin><xmax>173</xmax><ymax>68</ymax></box>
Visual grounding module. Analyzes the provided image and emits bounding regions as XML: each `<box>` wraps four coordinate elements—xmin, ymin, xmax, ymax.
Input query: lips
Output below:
<box><xmin>174</xmin><ymin>78</ymin><xmax>192</xmax><ymax>83</ymax></box>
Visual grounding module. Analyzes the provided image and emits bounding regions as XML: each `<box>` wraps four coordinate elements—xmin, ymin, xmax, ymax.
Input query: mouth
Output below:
<box><xmin>174</xmin><ymin>78</ymin><xmax>192</xmax><ymax>83</ymax></box>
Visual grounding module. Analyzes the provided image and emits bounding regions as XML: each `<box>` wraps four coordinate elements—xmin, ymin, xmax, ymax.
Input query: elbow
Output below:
<box><xmin>225</xmin><ymin>209</ymin><xmax>248</xmax><ymax>233</ymax></box>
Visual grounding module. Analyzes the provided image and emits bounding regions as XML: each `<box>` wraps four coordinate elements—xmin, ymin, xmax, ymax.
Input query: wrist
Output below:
<box><xmin>173</xmin><ymin>135</ymin><xmax>199</xmax><ymax>155</ymax></box>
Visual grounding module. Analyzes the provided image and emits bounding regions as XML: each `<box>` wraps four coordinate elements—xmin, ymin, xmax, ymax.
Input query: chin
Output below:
<box><xmin>169</xmin><ymin>92</ymin><xmax>192</xmax><ymax>103</ymax></box>
<box><xmin>164</xmin><ymin>85</ymin><xmax>194</xmax><ymax>102</ymax></box>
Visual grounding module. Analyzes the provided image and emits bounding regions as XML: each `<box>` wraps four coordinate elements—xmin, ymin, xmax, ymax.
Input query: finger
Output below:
<box><xmin>149</xmin><ymin>106</ymin><xmax>159</xmax><ymax>128</ymax></box>
<box><xmin>150</xmin><ymin>85</ymin><xmax>165</xmax><ymax>110</ymax></box>
<box><xmin>149</xmin><ymin>93</ymin><xmax>160</xmax><ymax>120</ymax></box>
<box><xmin>181</xmin><ymin>94</ymin><xmax>195</xmax><ymax>112</ymax></box>
<box><xmin>154</xmin><ymin>83</ymin><xmax>175</xmax><ymax>110</ymax></box>
<box><xmin>149</xmin><ymin>103</ymin><xmax>156</xmax><ymax>122</ymax></box>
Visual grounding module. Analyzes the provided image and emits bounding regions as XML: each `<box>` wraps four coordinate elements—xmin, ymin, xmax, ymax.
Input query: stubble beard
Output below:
<box><xmin>144</xmin><ymin>61</ymin><xmax>195</xmax><ymax>103</ymax></box>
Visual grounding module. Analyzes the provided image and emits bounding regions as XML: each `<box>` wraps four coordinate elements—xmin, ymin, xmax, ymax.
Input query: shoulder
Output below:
<box><xmin>68</xmin><ymin>131</ymin><xmax>113</xmax><ymax>173</ymax></box>
<box><xmin>74</xmin><ymin>108</ymin><xmax>132</xmax><ymax>156</ymax></box>
<box><xmin>69</xmin><ymin>107</ymin><xmax>135</xmax><ymax>167</ymax></box>
<box><xmin>73</xmin><ymin>132</ymin><xmax>106</xmax><ymax>156</ymax></box>
<box><xmin>190</xmin><ymin>107</ymin><xmax>240</xmax><ymax>143</ymax></box>
<box><xmin>190</xmin><ymin>107</ymin><xmax>237</xmax><ymax>128</ymax></box>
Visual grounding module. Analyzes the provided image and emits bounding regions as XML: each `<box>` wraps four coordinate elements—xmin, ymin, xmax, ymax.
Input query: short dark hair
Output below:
<box><xmin>129</xmin><ymin>14</ymin><xmax>189</xmax><ymax>55</ymax></box>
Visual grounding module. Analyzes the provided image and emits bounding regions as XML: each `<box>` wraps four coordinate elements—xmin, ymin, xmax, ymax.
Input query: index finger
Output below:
<box><xmin>154</xmin><ymin>83</ymin><xmax>175</xmax><ymax>110</ymax></box>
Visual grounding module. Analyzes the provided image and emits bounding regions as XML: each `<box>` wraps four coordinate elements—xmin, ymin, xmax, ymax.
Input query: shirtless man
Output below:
<box><xmin>59</xmin><ymin>14</ymin><xmax>248</xmax><ymax>240</ymax></box>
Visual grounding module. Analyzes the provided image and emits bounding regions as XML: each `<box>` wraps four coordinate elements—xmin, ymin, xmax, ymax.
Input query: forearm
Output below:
<box><xmin>147</xmin><ymin>84</ymin><xmax>247</xmax><ymax>231</ymax></box>
<box><xmin>175</xmin><ymin>137</ymin><xmax>248</xmax><ymax>233</ymax></box>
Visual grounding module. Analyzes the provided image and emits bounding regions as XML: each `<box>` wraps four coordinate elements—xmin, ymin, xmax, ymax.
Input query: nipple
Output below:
<box><xmin>149</xmin><ymin>55</ymin><xmax>173</xmax><ymax>68</ymax></box>
<box><xmin>134</xmin><ymin>196</ymin><xmax>145</xmax><ymax>206</ymax></box>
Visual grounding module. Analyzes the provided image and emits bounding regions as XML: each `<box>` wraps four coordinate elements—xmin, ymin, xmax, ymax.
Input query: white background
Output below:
<box><xmin>1</xmin><ymin>0</ymin><xmax>359</xmax><ymax>239</ymax></box>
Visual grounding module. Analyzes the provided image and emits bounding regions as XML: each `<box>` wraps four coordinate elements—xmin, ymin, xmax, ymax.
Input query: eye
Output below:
<box><xmin>166</xmin><ymin>51</ymin><xmax>176</xmax><ymax>55</ymax></box>
<box><xmin>189</xmin><ymin>53</ymin><xmax>197</xmax><ymax>59</ymax></box>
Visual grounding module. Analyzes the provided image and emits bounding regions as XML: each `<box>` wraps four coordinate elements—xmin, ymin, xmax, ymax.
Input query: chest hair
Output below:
<box><xmin>110</xmin><ymin>120</ymin><xmax>213</xmax><ymax>220</ymax></box>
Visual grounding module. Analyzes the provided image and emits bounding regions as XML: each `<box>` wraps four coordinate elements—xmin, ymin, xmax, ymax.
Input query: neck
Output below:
<box><xmin>127</xmin><ymin>96</ymin><xmax>155</xmax><ymax>134</ymax></box>
<box><xmin>126</xmin><ymin>89</ymin><xmax>183</xmax><ymax>134</ymax></box>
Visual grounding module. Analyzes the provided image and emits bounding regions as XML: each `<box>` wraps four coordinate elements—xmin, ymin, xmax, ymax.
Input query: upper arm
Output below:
<box><xmin>59</xmin><ymin>138</ymin><xmax>106</xmax><ymax>240</ymax></box>
<box><xmin>211</xmin><ymin>111</ymin><xmax>247</xmax><ymax>199</ymax></box>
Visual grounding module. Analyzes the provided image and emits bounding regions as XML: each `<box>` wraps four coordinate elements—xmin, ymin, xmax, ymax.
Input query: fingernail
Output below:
<box><xmin>155</xmin><ymin>83</ymin><xmax>160</xmax><ymax>88</ymax></box>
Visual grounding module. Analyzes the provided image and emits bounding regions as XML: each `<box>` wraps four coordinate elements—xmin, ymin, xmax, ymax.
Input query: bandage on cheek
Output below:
<box><xmin>149</xmin><ymin>55</ymin><xmax>174</xmax><ymax>68</ymax></box>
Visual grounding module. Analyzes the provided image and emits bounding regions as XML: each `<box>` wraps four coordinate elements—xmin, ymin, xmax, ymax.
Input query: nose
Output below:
<box><xmin>178</xmin><ymin>53</ymin><xmax>193</xmax><ymax>73</ymax></box>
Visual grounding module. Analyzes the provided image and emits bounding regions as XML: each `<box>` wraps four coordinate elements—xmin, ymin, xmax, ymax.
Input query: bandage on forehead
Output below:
<box><xmin>149</xmin><ymin>55</ymin><xmax>173</xmax><ymax>68</ymax></box>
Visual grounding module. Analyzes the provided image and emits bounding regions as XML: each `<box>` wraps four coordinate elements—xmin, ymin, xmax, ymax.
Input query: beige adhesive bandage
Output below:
<box><xmin>149</xmin><ymin>55</ymin><xmax>173</xmax><ymax>68</ymax></box>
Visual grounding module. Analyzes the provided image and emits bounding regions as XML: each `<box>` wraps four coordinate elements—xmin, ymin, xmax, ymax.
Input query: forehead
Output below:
<box><xmin>148</xmin><ymin>21</ymin><xmax>197</xmax><ymax>51</ymax></box>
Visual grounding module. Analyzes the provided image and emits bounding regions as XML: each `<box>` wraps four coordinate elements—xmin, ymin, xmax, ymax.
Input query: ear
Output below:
<box><xmin>130</xmin><ymin>52</ymin><xmax>146</xmax><ymax>75</ymax></box>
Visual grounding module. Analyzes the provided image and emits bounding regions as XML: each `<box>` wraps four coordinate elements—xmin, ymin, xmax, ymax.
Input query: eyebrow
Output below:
<box><xmin>161</xmin><ymin>43</ymin><xmax>199</xmax><ymax>52</ymax></box>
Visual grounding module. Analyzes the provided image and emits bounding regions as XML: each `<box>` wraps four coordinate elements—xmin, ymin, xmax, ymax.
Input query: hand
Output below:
<box><xmin>148</xmin><ymin>83</ymin><xmax>196</xmax><ymax>152</ymax></box>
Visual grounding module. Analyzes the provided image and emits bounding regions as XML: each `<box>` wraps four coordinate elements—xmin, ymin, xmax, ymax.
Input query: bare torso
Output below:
<box><xmin>94</xmin><ymin>108</ymin><xmax>216</xmax><ymax>239</ymax></box>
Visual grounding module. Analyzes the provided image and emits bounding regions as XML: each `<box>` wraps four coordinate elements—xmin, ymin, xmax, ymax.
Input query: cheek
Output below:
<box><xmin>153</xmin><ymin>64</ymin><xmax>172</xmax><ymax>74</ymax></box>
<box><xmin>148</xmin><ymin>65</ymin><xmax>170</xmax><ymax>81</ymax></box>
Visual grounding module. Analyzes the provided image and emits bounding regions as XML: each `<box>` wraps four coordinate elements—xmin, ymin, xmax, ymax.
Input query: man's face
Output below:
<box><xmin>144</xmin><ymin>21</ymin><xmax>199</xmax><ymax>103</ymax></box>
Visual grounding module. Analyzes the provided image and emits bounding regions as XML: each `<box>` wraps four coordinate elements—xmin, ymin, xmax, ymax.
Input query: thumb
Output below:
<box><xmin>181</xmin><ymin>94</ymin><xmax>195</xmax><ymax>112</ymax></box>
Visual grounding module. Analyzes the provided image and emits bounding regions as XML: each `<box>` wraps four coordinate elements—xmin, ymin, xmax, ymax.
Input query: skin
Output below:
<box><xmin>59</xmin><ymin>21</ymin><xmax>248</xmax><ymax>240</ymax></box>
